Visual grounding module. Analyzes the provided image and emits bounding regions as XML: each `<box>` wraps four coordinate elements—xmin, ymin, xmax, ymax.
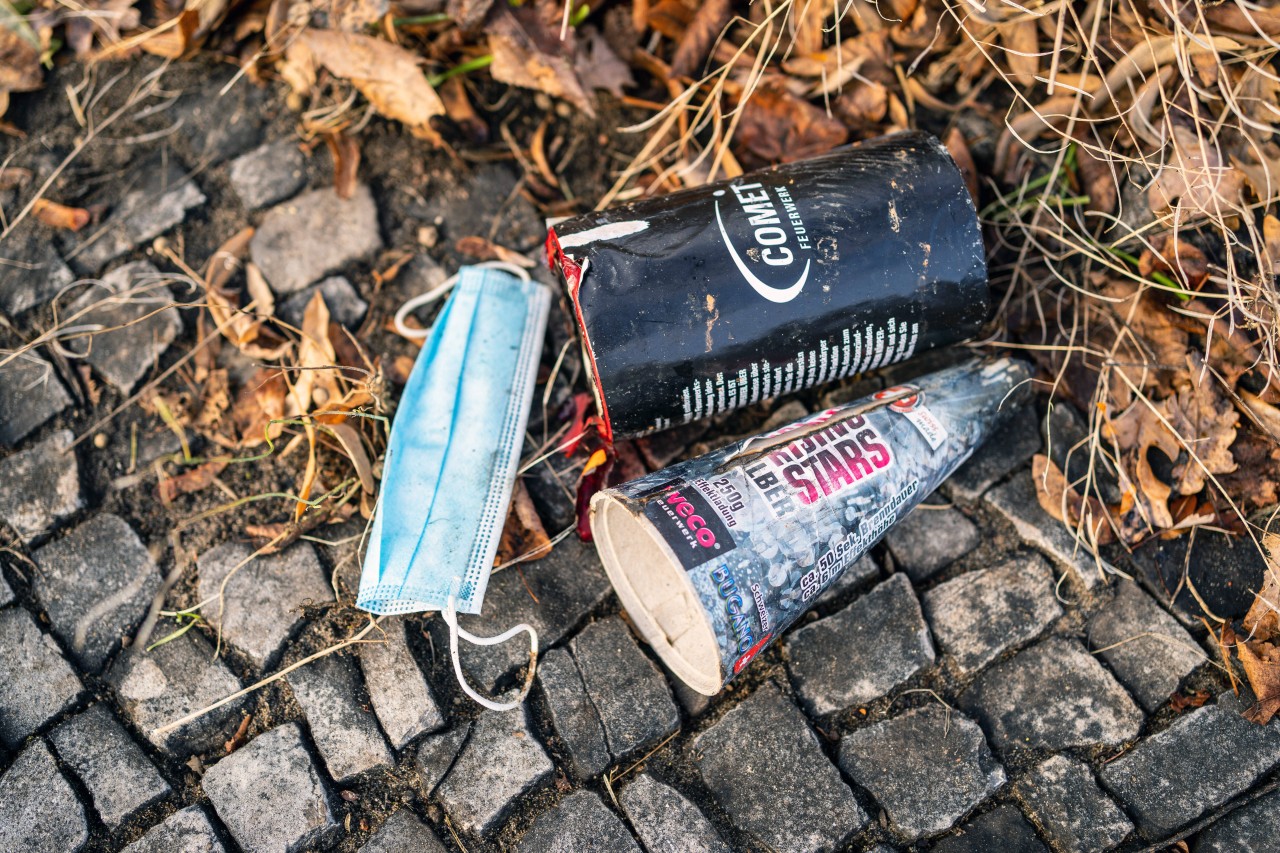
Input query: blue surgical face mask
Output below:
<box><xmin>358</xmin><ymin>263</ymin><xmax>550</xmax><ymax>710</ymax></box>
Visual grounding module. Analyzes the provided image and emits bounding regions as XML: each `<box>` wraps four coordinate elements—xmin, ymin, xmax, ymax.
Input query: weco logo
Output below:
<box><xmin>713</xmin><ymin>183</ymin><xmax>813</xmax><ymax>304</ymax></box>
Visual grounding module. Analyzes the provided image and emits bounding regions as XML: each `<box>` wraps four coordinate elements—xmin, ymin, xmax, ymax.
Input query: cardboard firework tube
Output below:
<box><xmin>589</xmin><ymin>357</ymin><xmax>1031</xmax><ymax>695</ymax></box>
<box><xmin>547</xmin><ymin>130</ymin><xmax>989</xmax><ymax>441</ymax></box>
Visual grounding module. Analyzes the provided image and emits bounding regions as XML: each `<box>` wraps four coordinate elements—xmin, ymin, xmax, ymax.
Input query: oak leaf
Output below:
<box><xmin>1032</xmin><ymin>453</ymin><xmax>1115</xmax><ymax>545</ymax></box>
<box><xmin>488</xmin><ymin>3</ymin><xmax>594</xmax><ymax>115</ymax></box>
<box><xmin>282</xmin><ymin>29</ymin><xmax>445</xmax><ymax>137</ymax></box>
<box><xmin>1243</xmin><ymin>534</ymin><xmax>1280</xmax><ymax>642</ymax></box>
<box><xmin>669</xmin><ymin>0</ymin><xmax>730</xmax><ymax>78</ymax></box>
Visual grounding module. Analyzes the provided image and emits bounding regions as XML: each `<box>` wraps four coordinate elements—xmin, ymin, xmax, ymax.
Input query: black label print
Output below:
<box><xmin>642</xmin><ymin>481</ymin><xmax>737</xmax><ymax>571</ymax></box>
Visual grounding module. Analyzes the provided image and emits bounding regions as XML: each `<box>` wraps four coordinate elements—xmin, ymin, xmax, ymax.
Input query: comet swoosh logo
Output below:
<box><xmin>714</xmin><ymin>200</ymin><xmax>810</xmax><ymax>304</ymax></box>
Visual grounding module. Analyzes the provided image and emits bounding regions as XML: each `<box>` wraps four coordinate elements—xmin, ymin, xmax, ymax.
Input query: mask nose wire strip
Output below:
<box><xmin>393</xmin><ymin>260</ymin><xmax>533</xmax><ymax>340</ymax></box>
<box><xmin>443</xmin><ymin>593</ymin><xmax>539</xmax><ymax>712</ymax></box>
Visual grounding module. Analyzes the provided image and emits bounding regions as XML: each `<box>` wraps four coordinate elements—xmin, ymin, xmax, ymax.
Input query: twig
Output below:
<box><xmin>151</xmin><ymin>616</ymin><xmax>381</xmax><ymax>738</ymax></box>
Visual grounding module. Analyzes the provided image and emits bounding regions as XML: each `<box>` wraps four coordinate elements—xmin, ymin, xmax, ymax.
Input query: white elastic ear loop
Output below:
<box><xmin>442</xmin><ymin>593</ymin><xmax>539</xmax><ymax>712</ymax></box>
<box><xmin>393</xmin><ymin>260</ymin><xmax>534</xmax><ymax>340</ymax></box>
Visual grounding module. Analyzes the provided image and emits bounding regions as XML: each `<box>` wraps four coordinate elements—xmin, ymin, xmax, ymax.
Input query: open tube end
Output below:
<box><xmin>589</xmin><ymin>491</ymin><xmax>722</xmax><ymax>696</ymax></box>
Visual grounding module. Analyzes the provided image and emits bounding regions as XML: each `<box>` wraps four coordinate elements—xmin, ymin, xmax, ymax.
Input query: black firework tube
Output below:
<box><xmin>589</xmin><ymin>357</ymin><xmax>1031</xmax><ymax>695</ymax></box>
<box><xmin>547</xmin><ymin>131</ymin><xmax>989</xmax><ymax>440</ymax></box>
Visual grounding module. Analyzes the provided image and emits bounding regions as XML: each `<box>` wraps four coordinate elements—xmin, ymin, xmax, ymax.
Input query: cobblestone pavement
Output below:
<box><xmin>1</xmin><ymin>58</ymin><xmax>1277</xmax><ymax>853</ymax></box>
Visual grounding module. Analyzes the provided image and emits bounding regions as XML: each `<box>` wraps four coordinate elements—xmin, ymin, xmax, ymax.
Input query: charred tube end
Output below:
<box><xmin>590</xmin><ymin>491</ymin><xmax>722</xmax><ymax>695</ymax></box>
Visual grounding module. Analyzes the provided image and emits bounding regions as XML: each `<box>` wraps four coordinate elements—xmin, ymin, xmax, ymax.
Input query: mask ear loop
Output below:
<box><xmin>442</xmin><ymin>592</ymin><xmax>539</xmax><ymax>712</ymax></box>
<box><xmin>393</xmin><ymin>260</ymin><xmax>534</xmax><ymax>340</ymax></box>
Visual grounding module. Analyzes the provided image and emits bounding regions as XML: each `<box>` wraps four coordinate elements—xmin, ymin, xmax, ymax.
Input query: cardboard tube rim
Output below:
<box><xmin>589</xmin><ymin>491</ymin><xmax>722</xmax><ymax>695</ymax></box>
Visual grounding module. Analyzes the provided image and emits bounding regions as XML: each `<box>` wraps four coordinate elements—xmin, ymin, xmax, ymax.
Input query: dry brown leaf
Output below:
<box><xmin>206</xmin><ymin>227</ymin><xmax>252</xmax><ymax>291</ymax></box>
<box><xmin>332</xmin><ymin>0</ymin><xmax>388</xmax><ymax>31</ymax></box>
<box><xmin>325</xmin><ymin>132</ymin><xmax>361</xmax><ymax>200</ymax></box>
<box><xmin>0</xmin><ymin>165</ymin><xmax>30</xmax><ymax>190</ymax></box>
<box><xmin>446</xmin><ymin>0</ymin><xmax>494</xmax><ymax>31</ymax></box>
<box><xmin>224</xmin><ymin>713</ymin><xmax>251</xmax><ymax>754</ymax></box>
<box><xmin>204</xmin><ymin>231</ymin><xmax>291</xmax><ymax>361</ymax></box>
<box><xmin>328</xmin><ymin>420</ymin><xmax>375</xmax><ymax>494</ymax></box>
<box><xmin>1149</xmin><ymin>126</ymin><xmax>1247</xmax><ymax>220</ymax></box>
<box><xmin>1263</xmin><ymin>214</ymin><xmax>1280</xmax><ymax>278</ymax></box>
<box><xmin>1099</xmin><ymin>279</ymin><xmax>1189</xmax><ymax>392</ymax></box>
<box><xmin>0</xmin><ymin>9</ymin><xmax>43</xmax><ymax>93</ymax></box>
<box><xmin>282</xmin><ymin>29</ymin><xmax>445</xmax><ymax>137</ymax></box>
<box><xmin>440</xmin><ymin>76</ymin><xmax>488</xmax><ymax>145</ymax></box>
<box><xmin>785</xmin><ymin>32</ymin><xmax>893</xmax><ymax>96</ymax></box>
<box><xmin>194</xmin><ymin>367</ymin><xmax>231</xmax><ymax>433</ymax></box>
<box><xmin>32</xmin><ymin>198</ymin><xmax>91</xmax><ymax>231</ymax></box>
<box><xmin>1169</xmin><ymin>689</ymin><xmax>1211</xmax><ymax>711</ymax></box>
<box><xmin>577</xmin><ymin>25</ymin><xmax>634</xmax><ymax>97</ymax></box>
<box><xmin>944</xmin><ymin>127</ymin><xmax>979</xmax><ymax>207</ymax></box>
<box><xmin>1231</xmin><ymin>143</ymin><xmax>1280</xmax><ymax>208</ymax></box>
<box><xmin>734</xmin><ymin>82</ymin><xmax>848</xmax><ymax>167</ymax></box>
<box><xmin>834</xmin><ymin>82</ymin><xmax>888</xmax><ymax>128</ymax></box>
<box><xmin>646</xmin><ymin>0</ymin><xmax>693</xmax><ymax>40</ymax></box>
<box><xmin>1107</xmin><ymin>370</ymin><xmax>1238</xmax><ymax>538</ymax></box>
<box><xmin>1240</xmin><ymin>390</ymin><xmax>1280</xmax><ymax>443</ymax></box>
<box><xmin>790</xmin><ymin>0</ymin><xmax>827</xmax><ymax>57</ymax></box>
<box><xmin>1212</xmin><ymin>425</ymin><xmax>1280</xmax><ymax>512</ymax></box>
<box><xmin>1244</xmin><ymin>533</ymin><xmax>1280</xmax><ymax>642</ymax></box>
<box><xmin>455</xmin><ymin>235</ymin><xmax>535</xmax><ymax>268</ymax></box>
<box><xmin>290</xmin><ymin>290</ymin><xmax>339</xmax><ymax>418</ymax></box>
<box><xmin>296</xmin><ymin>423</ymin><xmax>318</xmax><ymax>522</ymax></box>
<box><xmin>230</xmin><ymin>369</ymin><xmax>287</xmax><ymax>450</ymax></box>
<box><xmin>1238</xmin><ymin>640</ymin><xmax>1280</xmax><ymax>725</ymax></box>
<box><xmin>245</xmin><ymin>522</ymin><xmax>291</xmax><ymax>541</ymax></box>
<box><xmin>488</xmin><ymin>4</ymin><xmax>593</xmax><ymax>115</ymax></box>
<box><xmin>1235</xmin><ymin>63</ymin><xmax>1280</xmax><ymax>133</ymax></box>
<box><xmin>1032</xmin><ymin>453</ymin><xmax>1115</xmax><ymax>545</ymax></box>
<box><xmin>669</xmin><ymin>0</ymin><xmax>730</xmax><ymax>77</ymax></box>
<box><xmin>1203</xmin><ymin>2</ymin><xmax>1280</xmax><ymax>37</ymax></box>
<box><xmin>1138</xmin><ymin>234</ymin><xmax>1208</xmax><ymax>290</ymax></box>
<box><xmin>137</xmin><ymin>0</ymin><xmax>230</xmax><ymax>58</ymax></box>
<box><xmin>158</xmin><ymin>458</ymin><xmax>229</xmax><ymax>503</ymax></box>
<box><xmin>494</xmin><ymin>480</ymin><xmax>551</xmax><ymax>567</ymax></box>
<box><xmin>1160</xmin><ymin>376</ymin><xmax>1239</xmax><ymax>495</ymax></box>
<box><xmin>1000</xmin><ymin>18</ymin><xmax>1039</xmax><ymax>89</ymax></box>
<box><xmin>529</xmin><ymin>118</ymin><xmax>557</xmax><ymax>186</ymax></box>
<box><xmin>889</xmin><ymin>0</ymin><xmax>940</xmax><ymax>50</ymax></box>
<box><xmin>1075</xmin><ymin>144</ymin><xmax>1117</xmax><ymax>214</ymax></box>
<box><xmin>245</xmin><ymin>262</ymin><xmax>275</xmax><ymax>319</ymax></box>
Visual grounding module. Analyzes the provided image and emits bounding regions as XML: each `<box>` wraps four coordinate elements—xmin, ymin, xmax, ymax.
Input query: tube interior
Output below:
<box><xmin>590</xmin><ymin>494</ymin><xmax>722</xmax><ymax>696</ymax></box>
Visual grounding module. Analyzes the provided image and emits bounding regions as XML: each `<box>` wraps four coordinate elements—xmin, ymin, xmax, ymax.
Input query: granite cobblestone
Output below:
<box><xmin>837</xmin><ymin>705</ymin><xmax>1004</xmax><ymax>842</ymax></box>
<box><xmin>0</xmin><ymin>428</ymin><xmax>82</xmax><ymax>541</ymax></box>
<box><xmin>0</xmin><ymin>739</ymin><xmax>89</xmax><ymax>853</ymax></box>
<box><xmin>620</xmin><ymin>773</ymin><xmax>729</xmax><ymax>853</ymax></box>
<box><xmin>922</xmin><ymin>553</ymin><xmax>1061</xmax><ymax>675</ymax></box>
<box><xmin>202</xmin><ymin>723</ymin><xmax>334</xmax><ymax>853</ymax></box>
<box><xmin>1099</xmin><ymin>692</ymin><xmax>1280</xmax><ymax>838</ymax></box>
<box><xmin>694</xmin><ymin>684</ymin><xmax>866</xmax><ymax>853</ymax></box>
<box><xmin>0</xmin><ymin>606</ymin><xmax>82</xmax><ymax>748</ymax></box>
<box><xmin>121</xmin><ymin>806</ymin><xmax>226</xmax><ymax>853</ymax></box>
<box><xmin>435</xmin><ymin>705</ymin><xmax>554</xmax><ymax>836</ymax></box>
<box><xmin>287</xmin><ymin>652</ymin><xmax>393</xmax><ymax>782</ymax></box>
<box><xmin>1088</xmin><ymin>581</ymin><xmax>1205</xmax><ymax>712</ymax></box>
<box><xmin>49</xmin><ymin>704</ymin><xmax>172</xmax><ymax>829</ymax></box>
<box><xmin>32</xmin><ymin>513</ymin><xmax>161</xmax><ymax>671</ymax></box>
<box><xmin>1014</xmin><ymin>755</ymin><xmax>1132</xmax><ymax>853</ymax></box>
<box><xmin>786</xmin><ymin>573</ymin><xmax>935</xmax><ymax>715</ymax></box>
<box><xmin>571</xmin><ymin>616</ymin><xmax>679</xmax><ymax>759</ymax></box>
<box><xmin>961</xmin><ymin>637</ymin><xmax>1144</xmax><ymax>753</ymax></box>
